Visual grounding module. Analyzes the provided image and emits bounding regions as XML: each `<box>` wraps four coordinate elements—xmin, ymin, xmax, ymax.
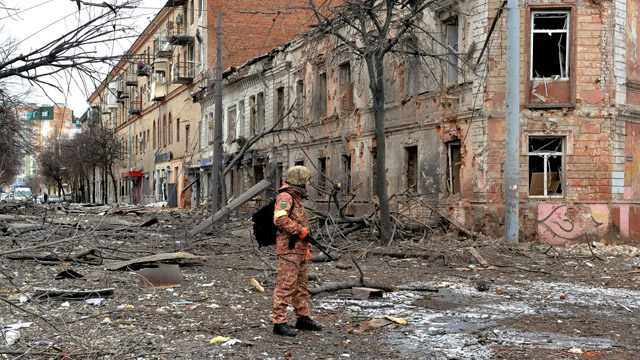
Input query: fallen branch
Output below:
<box><xmin>6</xmin><ymin>248</ymin><xmax>101</xmax><ymax>264</ymax></box>
<box><xmin>33</xmin><ymin>287</ymin><xmax>115</xmax><ymax>300</ymax></box>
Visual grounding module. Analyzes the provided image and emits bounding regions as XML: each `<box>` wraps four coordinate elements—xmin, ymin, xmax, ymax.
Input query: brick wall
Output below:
<box><xmin>206</xmin><ymin>0</ymin><xmax>315</xmax><ymax>71</ymax></box>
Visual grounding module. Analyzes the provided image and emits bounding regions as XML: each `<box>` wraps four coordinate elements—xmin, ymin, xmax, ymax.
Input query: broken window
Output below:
<box><xmin>275</xmin><ymin>87</ymin><xmax>285</xmax><ymax>129</ymax></box>
<box><xmin>445</xmin><ymin>17</ymin><xmax>459</xmax><ymax>84</ymax></box>
<box><xmin>295</xmin><ymin>160</ymin><xmax>304</xmax><ymax>166</ymax></box>
<box><xmin>447</xmin><ymin>142</ymin><xmax>461</xmax><ymax>195</ymax></box>
<box><xmin>339</xmin><ymin>62</ymin><xmax>354</xmax><ymax>111</ymax></box>
<box><xmin>226</xmin><ymin>105</ymin><xmax>236</xmax><ymax>144</ymax></box>
<box><xmin>238</xmin><ymin>100</ymin><xmax>245</xmax><ymax>137</ymax></box>
<box><xmin>528</xmin><ymin>137</ymin><xmax>564</xmax><ymax>197</ymax></box>
<box><xmin>249</xmin><ymin>95</ymin><xmax>257</xmax><ymax>136</ymax></box>
<box><xmin>317</xmin><ymin>157</ymin><xmax>327</xmax><ymax>197</ymax></box>
<box><xmin>254</xmin><ymin>165</ymin><xmax>264</xmax><ymax>184</ymax></box>
<box><xmin>531</xmin><ymin>11</ymin><xmax>570</xmax><ymax>79</ymax></box>
<box><xmin>341</xmin><ymin>154</ymin><xmax>351</xmax><ymax>198</ymax></box>
<box><xmin>314</xmin><ymin>70</ymin><xmax>327</xmax><ymax>119</ymax></box>
<box><xmin>257</xmin><ymin>92</ymin><xmax>265</xmax><ymax>133</ymax></box>
<box><xmin>406</xmin><ymin>146</ymin><xmax>418</xmax><ymax>192</ymax></box>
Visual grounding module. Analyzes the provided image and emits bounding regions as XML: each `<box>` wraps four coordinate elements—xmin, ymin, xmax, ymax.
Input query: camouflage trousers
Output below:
<box><xmin>272</xmin><ymin>253</ymin><xmax>309</xmax><ymax>324</ymax></box>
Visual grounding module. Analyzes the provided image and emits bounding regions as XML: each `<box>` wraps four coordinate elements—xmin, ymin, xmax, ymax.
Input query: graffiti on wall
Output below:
<box><xmin>536</xmin><ymin>204</ymin><xmax>609</xmax><ymax>245</ymax></box>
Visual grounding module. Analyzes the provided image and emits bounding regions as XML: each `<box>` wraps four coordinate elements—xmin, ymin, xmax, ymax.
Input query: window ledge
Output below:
<box><xmin>525</xmin><ymin>103</ymin><xmax>575</xmax><ymax>110</ymax></box>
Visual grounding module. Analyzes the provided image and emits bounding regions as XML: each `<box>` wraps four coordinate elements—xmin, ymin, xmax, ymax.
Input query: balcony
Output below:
<box><xmin>172</xmin><ymin>61</ymin><xmax>196</xmax><ymax>84</ymax></box>
<box><xmin>151</xmin><ymin>74</ymin><xmax>168</xmax><ymax>101</ymax></box>
<box><xmin>129</xmin><ymin>100</ymin><xmax>142</xmax><ymax>115</ymax></box>
<box><xmin>125</xmin><ymin>73</ymin><xmax>138</xmax><ymax>86</ymax></box>
<box><xmin>117</xmin><ymin>90</ymin><xmax>129</xmax><ymax>100</ymax></box>
<box><xmin>155</xmin><ymin>36</ymin><xmax>173</xmax><ymax>58</ymax></box>
<box><xmin>153</xmin><ymin>60</ymin><xmax>169</xmax><ymax>74</ymax></box>
<box><xmin>136</xmin><ymin>63</ymin><xmax>150</xmax><ymax>77</ymax></box>
<box><xmin>168</xmin><ymin>25</ymin><xmax>194</xmax><ymax>46</ymax></box>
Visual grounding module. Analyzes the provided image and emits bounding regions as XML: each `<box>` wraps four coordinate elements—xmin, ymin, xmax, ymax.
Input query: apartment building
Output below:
<box><xmin>203</xmin><ymin>0</ymin><xmax>640</xmax><ymax>243</ymax></box>
<box><xmin>88</xmin><ymin>0</ymin><xmax>314</xmax><ymax>205</ymax></box>
<box><xmin>14</xmin><ymin>104</ymin><xmax>75</xmax><ymax>185</ymax></box>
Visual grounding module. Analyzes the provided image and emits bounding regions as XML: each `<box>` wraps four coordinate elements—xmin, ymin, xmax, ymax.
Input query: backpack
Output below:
<box><xmin>251</xmin><ymin>191</ymin><xmax>295</xmax><ymax>247</ymax></box>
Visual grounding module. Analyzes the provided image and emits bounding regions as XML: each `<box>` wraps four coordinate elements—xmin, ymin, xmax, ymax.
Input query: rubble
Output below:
<box><xmin>0</xmin><ymin>204</ymin><xmax>638</xmax><ymax>359</ymax></box>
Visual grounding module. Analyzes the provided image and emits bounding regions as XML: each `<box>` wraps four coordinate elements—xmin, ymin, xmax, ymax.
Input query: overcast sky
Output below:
<box><xmin>1</xmin><ymin>0</ymin><xmax>165</xmax><ymax>116</ymax></box>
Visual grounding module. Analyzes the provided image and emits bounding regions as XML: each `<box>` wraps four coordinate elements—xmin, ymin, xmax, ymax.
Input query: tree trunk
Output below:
<box><xmin>109</xmin><ymin>170</ymin><xmax>118</xmax><ymax>205</ymax></box>
<box><xmin>103</xmin><ymin>167</ymin><xmax>108</xmax><ymax>204</ymax></box>
<box><xmin>366</xmin><ymin>54</ymin><xmax>392</xmax><ymax>245</ymax></box>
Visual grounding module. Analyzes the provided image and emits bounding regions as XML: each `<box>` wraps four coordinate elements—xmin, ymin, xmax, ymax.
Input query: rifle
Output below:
<box><xmin>288</xmin><ymin>234</ymin><xmax>336</xmax><ymax>261</ymax></box>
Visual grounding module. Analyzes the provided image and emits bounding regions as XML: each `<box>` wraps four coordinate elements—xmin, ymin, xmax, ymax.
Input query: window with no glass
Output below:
<box><xmin>405</xmin><ymin>146</ymin><xmax>418</xmax><ymax>192</ymax></box>
<box><xmin>447</xmin><ymin>142</ymin><xmax>461</xmax><ymax>195</ymax></box>
<box><xmin>528</xmin><ymin>137</ymin><xmax>564</xmax><ymax>197</ymax></box>
<box><xmin>531</xmin><ymin>11</ymin><xmax>570</xmax><ymax>80</ymax></box>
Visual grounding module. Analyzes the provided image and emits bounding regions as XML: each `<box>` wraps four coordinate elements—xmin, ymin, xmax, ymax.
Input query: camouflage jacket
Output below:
<box><xmin>273</xmin><ymin>182</ymin><xmax>310</xmax><ymax>256</ymax></box>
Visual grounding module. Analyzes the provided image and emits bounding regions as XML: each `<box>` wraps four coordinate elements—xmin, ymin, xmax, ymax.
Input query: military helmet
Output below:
<box><xmin>286</xmin><ymin>166</ymin><xmax>310</xmax><ymax>185</ymax></box>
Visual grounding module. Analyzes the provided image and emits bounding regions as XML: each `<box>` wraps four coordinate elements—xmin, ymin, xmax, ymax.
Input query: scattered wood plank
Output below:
<box><xmin>189</xmin><ymin>180</ymin><xmax>271</xmax><ymax>236</ymax></box>
<box><xmin>33</xmin><ymin>288</ymin><xmax>115</xmax><ymax>300</ymax></box>
<box><xmin>104</xmin><ymin>252</ymin><xmax>201</xmax><ymax>271</ymax></box>
<box><xmin>467</xmin><ymin>247</ymin><xmax>489</xmax><ymax>267</ymax></box>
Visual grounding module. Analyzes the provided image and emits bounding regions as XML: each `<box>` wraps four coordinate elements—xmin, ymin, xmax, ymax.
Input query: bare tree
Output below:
<box><xmin>0</xmin><ymin>1</ymin><xmax>141</xmax><ymax>189</ymax></box>
<box><xmin>305</xmin><ymin>0</ymin><xmax>465</xmax><ymax>244</ymax></box>
<box><xmin>0</xmin><ymin>90</ymin><xmax>30</xmax><ymax>187</ymax></box>
<box><xmin>37</xmin><ymin>132</ymin><xmax>69</xmax><ymax>196</ymax></box>
<box><xmin>0</xmin><ymin>1</ymin><xmax>140</xmax><ymax>95</ymax></box>
<box><xmin>89</xmin><ymin>125</ymin><xmax>123</xmax><ymax>204</ymax></box>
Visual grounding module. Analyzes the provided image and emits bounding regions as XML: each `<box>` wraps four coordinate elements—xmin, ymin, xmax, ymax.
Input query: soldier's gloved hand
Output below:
<box><xmin>299</xmin><ymin>227</ymin><xmax>309</xmax><ymax>239</ymax></box>
<box><xmin>306</xmin><ymin>249</ymin><xmax>312</xmax><ymax>261</ymax></box>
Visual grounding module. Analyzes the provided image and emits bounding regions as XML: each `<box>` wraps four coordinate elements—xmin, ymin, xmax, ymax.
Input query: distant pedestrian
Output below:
<box><xmin>272</xmin><ymin>165</ymin><xmax>323</xmax><ymax>337</ymax></box>
<box><xmin>43</xmin><ymin>192</ymin><xmax>48</xmax><ymax>204</ymax></box>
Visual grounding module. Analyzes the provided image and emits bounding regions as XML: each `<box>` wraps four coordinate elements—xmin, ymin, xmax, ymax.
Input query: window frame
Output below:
<box><xmin>525</xmin><ymin>5</ymin><xmax>576</xmax><ymax>109</ymax></box>
<box><xmin>405</xmin><ymin>145</ymin><xmax>418</xmax><ymax>193</ymax></box>
<box><xmin>527</xmin><ymin>136</ymin><xmax>566</xmax><ymax>199</ymax></box>
<box><xmin>529</xmin><ymin>10</ymin><xmax>570</xmax><ymax>81</ymax></box>
<box><xmin>447</xmin><ymin>141</ymin><xmax>461</xmax><ymax>195</ymax></box>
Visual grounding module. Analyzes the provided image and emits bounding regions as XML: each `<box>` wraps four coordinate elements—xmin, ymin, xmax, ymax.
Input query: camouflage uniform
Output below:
<box><xmin>272</xmin><ymin>181</ymin><xmax>311</xmax><ymax>324</ymax></box>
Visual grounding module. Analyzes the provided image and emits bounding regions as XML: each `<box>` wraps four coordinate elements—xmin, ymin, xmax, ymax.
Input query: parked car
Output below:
<box><xmin>12</xmin><ymin>187</ymin><xmax>33</xmax><ymax>202</ymax></box>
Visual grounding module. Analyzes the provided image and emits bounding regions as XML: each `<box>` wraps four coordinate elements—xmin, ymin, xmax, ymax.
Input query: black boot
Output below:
<box><xmin>273</xmin><ymin>323</ymin><xmax>297</xmax><ymax>337</ymax></box>
<box><xmin>295</xmin><ymin>316</ymin><xmax>322</xmax><ymax>331</ymax></box>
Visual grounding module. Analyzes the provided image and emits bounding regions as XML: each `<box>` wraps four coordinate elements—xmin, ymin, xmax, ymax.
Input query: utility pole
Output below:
<box><xmin>211</xmin><ymin>11</ymin><xmax>223</xmax><ymax>213</ymax></box>
<box><xmin>505</xmin><ymin>0</ymin><xmax>520</xmax><ymax>243</ymax></box>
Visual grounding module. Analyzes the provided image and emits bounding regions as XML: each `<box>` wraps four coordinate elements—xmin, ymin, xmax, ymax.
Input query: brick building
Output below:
<box><xmin>204</xmin><ymin>0</ymin><xmax>640</xmax><ymax>243</ymax></box>
<box><xmin>88</xmin><ymin>0</ymin><xmax>313</xmax><ymax>205</ymax></box>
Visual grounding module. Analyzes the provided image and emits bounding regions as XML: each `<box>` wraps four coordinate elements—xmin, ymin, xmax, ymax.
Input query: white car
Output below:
<box><xmin>10</xmin><ymin>187</ymin><xmax>32</xmax><ymax>202</ymax></box>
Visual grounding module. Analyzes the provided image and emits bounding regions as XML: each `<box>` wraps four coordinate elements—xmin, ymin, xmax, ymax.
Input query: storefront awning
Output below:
<box><xmin>121</xmin><ymin>171</ymin><xmax>143</xmax><ymax>178</ymax></box>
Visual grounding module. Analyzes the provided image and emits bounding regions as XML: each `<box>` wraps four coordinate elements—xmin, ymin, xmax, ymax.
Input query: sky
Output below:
<box><xmin>1</xmin><ymin>0</ymin><xmax>165</xmax><ymax>116</ymax></box>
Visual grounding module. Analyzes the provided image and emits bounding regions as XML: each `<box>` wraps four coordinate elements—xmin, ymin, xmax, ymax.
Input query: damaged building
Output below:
<box><xmin>196</xmin><ymin>0</ymin><xmax>640</xmax><ymax>243</ymax></box>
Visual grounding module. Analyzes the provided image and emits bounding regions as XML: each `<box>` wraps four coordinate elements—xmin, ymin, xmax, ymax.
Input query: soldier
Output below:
<box><xmin>272</xmin><ymin>165</ymin><xmax>323</xmax><ymax>337</ymax></box>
